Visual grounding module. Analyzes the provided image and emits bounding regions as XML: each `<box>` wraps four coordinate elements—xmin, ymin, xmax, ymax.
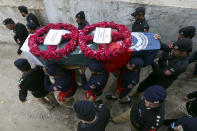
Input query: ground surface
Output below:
<box><xmin>0</xmin><ymin>43</ymin><xmax>196</xmax><ymax>131</ymax></box>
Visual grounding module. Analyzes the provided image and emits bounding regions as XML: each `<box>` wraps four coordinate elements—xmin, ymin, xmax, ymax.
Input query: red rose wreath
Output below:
<box><xmin>28</xmin><ymin>23</ymin><xmax>79</xmax><ymax>61</ymax></box>
<box><xmin>78</xmin><ymin>21</ymin><xmax>132</xmax><ymax>61</ymax></box>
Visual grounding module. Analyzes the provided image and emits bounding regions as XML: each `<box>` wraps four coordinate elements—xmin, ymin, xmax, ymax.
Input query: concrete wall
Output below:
<box><xmin>42</xmin><ymin>0</ymin><xmax>197</xmax><ymax>51</ymax></box>
<box><xmin>1</xmin><ymin>0</ymin><xmax>197</xmax><ymax>50</ymax></box>
<box><xmin>0</xmin><ymin>0</ymin><xmax>48</xmax><ymax>44</ymax></box>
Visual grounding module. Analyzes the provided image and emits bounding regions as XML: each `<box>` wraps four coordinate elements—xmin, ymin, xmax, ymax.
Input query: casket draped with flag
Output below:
<box><xmin>22</xmin><ymin>32</ymin><xmax>160</xmax><ymax>72</ymax></box>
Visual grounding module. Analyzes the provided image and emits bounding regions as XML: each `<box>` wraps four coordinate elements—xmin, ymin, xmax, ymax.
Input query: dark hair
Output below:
<box><xmin>75</xmin><ymin>11</ymin><xmax>85</xmax><ymax>19</ymax></box>
<box><xmin>18</xmin><ymin>6</ymin><xmax>28</xmax><ymax>14</ymax></box>
<box><xmin>3</xmin><ymin>18</ymin><xmax>15</xmax><ymax>25</ymax></box>
<box><xmin>14</xmin><ymin>58</ymin><xmax>31</xmax><ymax>71</ymax></box>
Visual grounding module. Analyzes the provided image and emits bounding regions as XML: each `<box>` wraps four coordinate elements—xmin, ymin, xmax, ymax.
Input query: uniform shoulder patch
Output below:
<box><xmin>53</xmin><ymin>86</ymin><xmax>58</xmax><ymax>91</ymax></box>
<box><xmin>163</xmin><ymin>69</ymin><xmax>172</xmax><ymax>76</ymax></box>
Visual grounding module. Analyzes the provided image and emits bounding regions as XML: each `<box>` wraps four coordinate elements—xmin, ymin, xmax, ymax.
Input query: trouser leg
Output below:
<box><xmin>109</xmin><ymin>71</ymin><xmax>120</xmax><ymax>96</ymax></box>
<box><xmin>193</xmin><ymin>63</ymin><xmax>197</xmax><ymax>75</ymax></box>
<box><xmin>137</xmin><ymin>72</ymin><xmax>155</xmax><ymax>93</ymax></box>
<box><xmin>37</xmin><ymin>97</ymin><xmax>54</xmax><ymax>109</ymax></box>
<box><xmin>62</xmin><ymin>96</ymin><xmax>74</xmax><ymax>108</ymax></box>
<box><xmin>112</xmin><ymin>108</ymin><xmax>131</xmax><ymax>123</ymax></box>
<box><xmin>46</xmin><ymin>92</ymin><xmax>60</xmax><ymax>106</ymax></box>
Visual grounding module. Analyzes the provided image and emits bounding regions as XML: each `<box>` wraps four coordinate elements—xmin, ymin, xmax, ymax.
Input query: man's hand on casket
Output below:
<box><xmin>42</xmin><ymin>67</ymin><xmax>49</xmax><ymax>75</ymax></box>
<box><xmin>80</xmin><ymin>66</ymin><xmax>86</xmax><ymax>74</ymax></box>
<box><xmin>154</xmin><ymin>34</ymin><xmax>161</xmax><ymax>40</ymax></box>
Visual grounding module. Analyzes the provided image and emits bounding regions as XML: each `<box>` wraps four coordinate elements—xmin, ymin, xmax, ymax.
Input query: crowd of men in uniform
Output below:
<box><xmin>2</xmin><ymin>5</ymin><xmax>197</xmax><ymax>131</ymax></box>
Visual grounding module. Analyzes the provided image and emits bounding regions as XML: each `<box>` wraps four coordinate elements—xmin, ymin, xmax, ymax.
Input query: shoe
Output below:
<box><xmin>119</xmin><ymin>97</ymin><xmax>132</xmax><ymax>105</ymax></box>
<box><xmin>105</xmin><ymin>95</ymin><xmax>118</xmax><ymax>100</ymax></box>
<box><xmin>110</xmin><ymin>117</ymin><xmax>118</xmax><ymax>124</ymax></box>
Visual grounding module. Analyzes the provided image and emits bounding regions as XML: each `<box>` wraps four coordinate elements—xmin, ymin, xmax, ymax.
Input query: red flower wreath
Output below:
<box><xmin>78</xmin><ymin>21</ymin><xmax>132</xmax><ymax>61</ymax></box>
<box><xmin>28</xmin><ymin>23</ymin><xmax>79</xmax><ymax>61</ymax></box>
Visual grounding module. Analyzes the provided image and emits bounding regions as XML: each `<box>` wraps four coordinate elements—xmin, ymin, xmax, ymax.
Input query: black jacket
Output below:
<box><xmin>13</xmin><ymin>23</ymin><xmax>28</xmax><ymax>54</ymax></box>
<box><xmin>130</xmin><ymin>97</ymin><xmax>165</xmax><ymax>131</ymax></box>
<box><xmin>18</xmin><ymin>66</ymin><xmax>49</xmax><ymax>101</ymax></box>
<box><xmin>150</xmin><ymin>43</ymin><xmax>189</xmax><ymax>88</ymax></box>
<box><xmin>77</xmin><ymin>104</ymin><xmax>110</xmax><ymax>131</ymax></box>
<box><xmin>26</xmin><ymin>13</ymin><xmax>40</xmax><ymax>28</ymax></box>
<box><xmin>132</xmin><ymin>19</ymin><xmax>149</xmax><ymax>32</ymax></box>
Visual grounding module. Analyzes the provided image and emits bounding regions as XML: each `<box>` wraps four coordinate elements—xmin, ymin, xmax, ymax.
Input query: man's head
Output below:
<box><xmin>3</xmin><ymin>18</ymin><xmax>15</xmax><ymax>30</ymax></box>
<box><xmin>131</xmin><ymin>7</ymin><xmax>145</xmax><ymax>21</ymax></box>
<box><xmin>126</xmin><ymin>57</ymin><xmax>144</xmax><ymax>71</ymax></box>
<box><xmin>89</xmin><ymin>61</ymin><xmax>103</xmax><ymax>74</ymax></box>
<box><xmin>46</xmin><ymin>65</ymin><xmax>63</xmax><ymax>77</ymax></box>
<box><xmin>178</xmin><ymin>26</ymin><xmax>196</xmax><ymax>39</ymax></box>
<box><xmin>144</xmin><ymin>85</ymin><xmax>167</xmax><ymax>108</ymax></box>
<box><xmin>18</xmin><ymin>6</ymin><xmax>28</xmax><ymax>17</ymax></box>
<box><xmin>26</xmin><ymin>22</ymin><xmax>36</xmax><ymax>34</ymax></box>
<box><xmin>73</xmin><ymin>100</ymin><xmax>96</xmax><ymax>122</ymax></box>
<box><xmin>76</xmin><ymin>11</ymin><xmax>86</xmax><ymax>26</ymax></box>
<box><xmin>172</xmin><ymin>38</ymin><xmax>192</xmax><ymax>58</ymax></box>
<box><xmin>14</xmin><ymin>58</ymin><xmax>31</xmax><ymax>72</ymax></box>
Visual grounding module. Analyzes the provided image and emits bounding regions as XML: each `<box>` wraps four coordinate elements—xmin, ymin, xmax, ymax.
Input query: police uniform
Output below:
<box><xmin>45</xmin><ymin>66</ymin><xmax>76</xmax><ymax>106</ymax></box>
<box><xmin>174</xmin><ymin>116</ymin><xmax>197</xmax><ymax>131</ymax></box>
<box><xmin>131</xmin><ymin>7</ymin><xmax>149</xmax><ymax>32</ymax></box>
<box><xmin>18</xmin><ymin>5</ymin><xmax>40</xmax><ymax>28</ymax></box>
<box><xmin>137</xmin><ymin>38</ymin><xmax>192</xmax><ymax>92</ymax></box>
<box><xmin>26</xmin><ymin>13</ymin><xmax>40</xmax><ymax>28</ymax></box>
<box><xmin>78</xmin><ymin>21</ymin><xmax>89</xmax><ymax>30</ymax></box>
<box><xmin>13</xmin><ymin>23</ymin><xmax>29</xmax><ymax>54</ymax></box>
<box><xmin>73</xmin><ymin>100</ymin><xmax>110</xmax><ymax>131</ymax></box>
<box><xmin>112</xmin><ymin>85</ymin><xmax>166</xmax><ymax>131</ymax></box>
<box><xmin>18</xmin><ymin>66</ymin><xmax>49</xmax><ymax>101</ymax></box>
<box><xmin>107</xmin><ymin>57</ymin><xmax>144</xmax><ymax>102</ymax></box>
<box><xmin>132</xmin><ymin>20</ymin><xmax>149</xmax><ymax>32</ymax></box>
<box><xmin>76</xmin><ymin>11</ymin><xmax>89</xmax><ymax>30</ymax></box>
<box><xmin>14</xmin><ymin>58</ymin><xmax>59</xmax><ymax>108</ymax></box>
<box><xmin>81</xmin><ymin>62</ymin><xmax>109</xmax><ymax>101</ymax></box>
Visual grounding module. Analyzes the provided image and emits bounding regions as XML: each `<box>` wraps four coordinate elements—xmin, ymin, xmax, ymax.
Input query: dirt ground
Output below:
<box><xmin>0</xmin><ymin>43</ymin><xmax>196</xmax><ymax>131</ymax></box>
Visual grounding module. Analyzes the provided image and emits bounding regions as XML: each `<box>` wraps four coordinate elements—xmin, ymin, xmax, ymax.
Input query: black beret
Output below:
<box><xmin>179</xmin><ymin>26</ymin><xmax>196</xmax><ymax>39</ymax></box>
<box><xmin>73</xmin><ymin>100</ymin><xmax>96</xmax><ymax>121</ymax></box>
<box><xmin>76</xmin><ymin>11</ymin><xmax>85</xmax><ymax>19</ymax></box>
<box><xmin>3</xmin><ymin>18</ymin><xmax>15</xmax><ymax>25</ymax></box>
<box><xmin>18</xmin><ymin>6</ymin><xmax>28</xmax><ymax>13</ymax></box>
<box><xmin>131</xmin><ymin>7</ymin><xmax>145</xmax><ymax>17</ymax></box>
<box><xmin>14</xmin><ymin>58</ymin><xmax>31</xmax><ymax>71</ymax></box>
<box><xmin>173</xmin><ymin>38</ymin><xmax>193</xmax><ymax>52</ymax></box>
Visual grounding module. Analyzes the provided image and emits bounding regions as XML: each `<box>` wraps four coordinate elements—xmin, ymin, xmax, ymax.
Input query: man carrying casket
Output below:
<box><xmin>43</xmin><ymin>65</ymin><xmax>77</xmax><ymax>108</ymax></box>
<box><xmin>80</xmin><ymin>61</ymin><xmax>109</xmax><ymax>103</ymax></box>
<box><xmin>106</xmin><ymin>57</ymin><xmax>144</xmax><ymax>104</ymax></box>
<box><xmin>135</xmin><ymin>36</ymin><xmax>192</xmax><ymax>95</ymax></box>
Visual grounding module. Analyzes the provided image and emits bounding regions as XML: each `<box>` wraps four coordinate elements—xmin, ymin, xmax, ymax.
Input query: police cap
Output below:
<box><xmin>14</xmin><ymin>58</ymin><xmax>31</xmax><ymax>71</ymax></box>
<box><xmin>179</xmin><ymin>26</ymin><xmax>196</xmax><ymax>39</ymax></box>
<box><xmin>76</xmin><ymin>11</ymin><xmax>85</xmax><ymax>19</ymax></box>
<box><xmin>173</xmin><ymin>38</ymin><xmax>193</xmax><ymax>52</ymax></box>
<box><xmin>131</xmin><ymin>7</ymin><xmax>145</xmax><ymax>17</ymax></box>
